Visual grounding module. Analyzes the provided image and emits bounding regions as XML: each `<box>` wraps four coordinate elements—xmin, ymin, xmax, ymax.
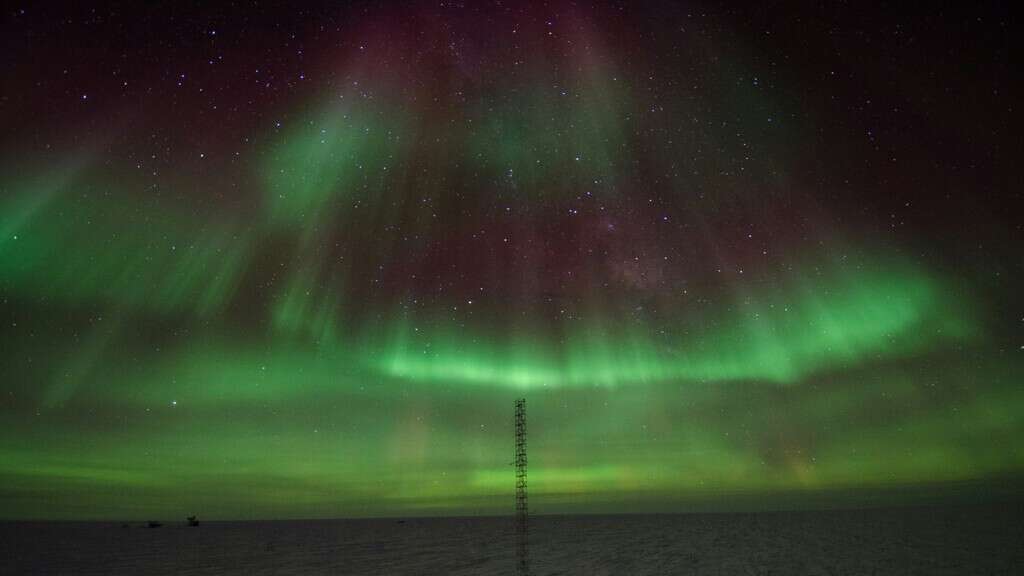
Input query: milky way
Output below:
<box><xmin>0</xmin><ymin>2</ymin><xmax>1019</xmax><ymax>519</ymax></box>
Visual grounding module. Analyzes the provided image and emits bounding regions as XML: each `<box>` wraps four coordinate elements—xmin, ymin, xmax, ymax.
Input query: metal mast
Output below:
<box><xmin>514</xmin><ymin>398</ymin><xmax>528</xmax><ymax>572</ymax></box>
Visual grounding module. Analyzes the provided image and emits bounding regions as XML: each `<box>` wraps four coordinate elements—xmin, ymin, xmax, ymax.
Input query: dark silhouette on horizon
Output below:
<box><xmin>514</xmin><ymin>398</ymin><xmax>529</xmax><ymax>575</ymax></box>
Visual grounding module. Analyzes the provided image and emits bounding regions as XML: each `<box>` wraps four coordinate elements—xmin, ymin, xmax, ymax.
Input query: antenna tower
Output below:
<box><xmin>514</xmin><ymin>398</ymin><xmax>528</xmax><ymax>572</ymax></box>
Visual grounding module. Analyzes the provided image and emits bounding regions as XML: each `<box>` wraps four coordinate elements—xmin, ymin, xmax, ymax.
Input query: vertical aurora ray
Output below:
<box><xmin>468</xmin><ymin>55</ymin><xmax>632</xmax><ymax>198</ymax></box>
<box><xmin>0</xmin><ymin>172</ymin><xmax>254</xmax><ymax>318</ymax></box>
<box><xmin>271</xmin><ymin>267</ymin><xmax>344</xmax><ymax>348</ymax></box>
<box><xmin>262</xmin><ymin>98</ymin><xmax>408</xmax><ymax>231</ymax></box>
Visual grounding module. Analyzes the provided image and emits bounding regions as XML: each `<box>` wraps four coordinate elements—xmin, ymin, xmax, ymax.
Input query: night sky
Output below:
<box><xmin>1</xmin><ymin>2</ymin><xmax>1019</xmax><ymax>520</ymax></box>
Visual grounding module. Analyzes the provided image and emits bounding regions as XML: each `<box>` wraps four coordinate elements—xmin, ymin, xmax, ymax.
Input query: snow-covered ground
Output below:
<box><xmin>3</xmin><ymin>504</ymin><xmax>1020</xmax><ymax>575</ymax></box>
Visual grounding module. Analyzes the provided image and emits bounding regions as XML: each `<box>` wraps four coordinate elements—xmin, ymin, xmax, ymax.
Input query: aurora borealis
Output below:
<box><xmin>1</xmin><ymin>2</ymin><xmax>1019</xmax><ymax>520</ymax></box>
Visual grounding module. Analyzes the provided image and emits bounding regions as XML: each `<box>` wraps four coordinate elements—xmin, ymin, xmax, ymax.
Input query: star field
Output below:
<box><xmin>0</xmin><ymin>2</ymin><xmax>1019</xmax><ymax>519</ymax></box>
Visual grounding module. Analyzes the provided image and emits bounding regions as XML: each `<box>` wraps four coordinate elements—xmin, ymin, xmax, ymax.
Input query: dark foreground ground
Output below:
<box><xmin>3</xmin><ymin>504</ymin><xmax>1022</xmax><ymax>575</ymax></box>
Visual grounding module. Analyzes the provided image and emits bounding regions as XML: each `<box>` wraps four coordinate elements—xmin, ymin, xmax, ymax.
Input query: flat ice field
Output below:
<box><xmin>3</xmin><ymin>504</ymin><xmax>1021</xmax><ymax>575</ymax></box>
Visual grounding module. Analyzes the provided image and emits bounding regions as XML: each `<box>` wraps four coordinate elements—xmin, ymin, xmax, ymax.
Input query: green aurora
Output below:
<box><xmin>1</xmin><ymin>3</ymin><xmax>1021</xmax><ymax>521</ymax></box>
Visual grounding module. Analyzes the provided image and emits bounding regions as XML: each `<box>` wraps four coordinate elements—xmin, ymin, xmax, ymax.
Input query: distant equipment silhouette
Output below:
<box><xmin>514</xmin><ymin>398</ymin><xmax>529</xmax><ymax>574</ymax></box>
